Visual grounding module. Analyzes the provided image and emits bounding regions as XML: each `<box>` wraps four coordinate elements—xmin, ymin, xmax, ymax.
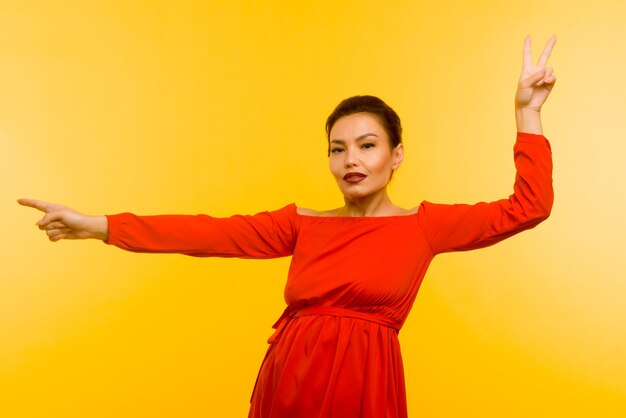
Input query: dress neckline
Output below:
<box><xmin>293</xmin><ymin>204</ymin><xmax>419</xmax><ymax>219</ymax></box>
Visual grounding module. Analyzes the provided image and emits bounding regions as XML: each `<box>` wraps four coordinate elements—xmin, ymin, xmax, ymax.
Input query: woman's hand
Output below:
<box><xmin>515</xmin><ymin>35</ymin><xmax>557</xmax><ymax>112</ymax></box>
<box><xmin>18</xmin><ymin>198</ymin><xmax>109</xmax><ymax>242</ymax></box>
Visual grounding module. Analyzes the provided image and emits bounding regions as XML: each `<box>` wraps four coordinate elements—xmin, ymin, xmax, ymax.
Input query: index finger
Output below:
<box><xmin>537</xmin><ymin>35</ymin><xmax>557</xmax><ymax>68</ymax></box>
<box><xmin>17</xmin><ymin>198</ymin><xmax>52</xmax><ymax>213</ymax></box>
<box><xmin>523</xmin><ymin>35</ymin><xmax>532</xmax><ymax>70</ymax></box>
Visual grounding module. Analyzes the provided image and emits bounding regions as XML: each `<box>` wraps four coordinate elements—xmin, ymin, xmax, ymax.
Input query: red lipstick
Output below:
<box><xmin>343</xmin><ymin>172</ymin><xmax>367</xmax><ymax>183</ymax></box>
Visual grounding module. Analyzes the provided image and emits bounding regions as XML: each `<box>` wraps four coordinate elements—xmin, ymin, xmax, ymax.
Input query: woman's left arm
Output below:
<box><xmin>417</xmin><ymin>36</ymin><xmax>557</xmax><ymax>255</ymax></box>
<box><xmin>418</xmin><ymin>132</ymin><xmax>553</xmax><ymax>255</ymax></box>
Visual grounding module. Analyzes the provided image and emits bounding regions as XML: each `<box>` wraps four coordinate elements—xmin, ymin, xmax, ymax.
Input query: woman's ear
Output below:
<box><xmin>391</xmin><ymin>144</ymin><xmax>404</xmax><ymax>171</ymax></box>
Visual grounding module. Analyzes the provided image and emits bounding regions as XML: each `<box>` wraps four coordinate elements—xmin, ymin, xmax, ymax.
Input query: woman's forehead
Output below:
<box><xmin>330</xmin><ymin>113</ymin><xmax>387</xmax><ymax>140</ymax></box>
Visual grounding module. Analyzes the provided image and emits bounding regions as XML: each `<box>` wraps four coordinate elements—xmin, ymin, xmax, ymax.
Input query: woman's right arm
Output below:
<box><xmin>18</xmin><ymin>198</ymin><xmax>109</xmax><ymax>242</ymax></box>
<box><xmin>104</xmin><ymin>207</ymin><xmax>297</xmax><ymax>258</ymax></box>
<box><xmin>19</xmin><ymin>199</ymin><xmax>298</xmax><ymax>259</ymax></box>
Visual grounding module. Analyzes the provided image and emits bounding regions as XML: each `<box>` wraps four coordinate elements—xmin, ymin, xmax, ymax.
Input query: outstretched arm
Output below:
<box><xmin>515</xmin><ymin>35</ymin><xmax>557</xmax><ymax>134</ymax></box>
<box><xmin>18</xmin><ymin>198</ymin><xmax>298</xmax><ymax>258</ymax></box>
<box><xmin>17</xmin><ymin>198</ymin><xmax>109</xmax><ymax>242</ymax></box>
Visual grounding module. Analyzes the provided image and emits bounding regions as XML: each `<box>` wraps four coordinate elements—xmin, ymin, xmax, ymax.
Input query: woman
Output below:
<box><xmin>19</xmin><ymin>35</ymin><xmax>556</xmax><ymax>418</ymax></box>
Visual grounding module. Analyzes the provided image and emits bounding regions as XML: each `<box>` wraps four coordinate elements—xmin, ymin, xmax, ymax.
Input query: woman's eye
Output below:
<box><xmin>362</xmin><ymin>143</ymin><xmax>375</xmax><ymax>149</ymax></box>
<box><xmin>330</xmin><ymin>148</ymin><xmax>344</xmax><ymax>154</ymax></box>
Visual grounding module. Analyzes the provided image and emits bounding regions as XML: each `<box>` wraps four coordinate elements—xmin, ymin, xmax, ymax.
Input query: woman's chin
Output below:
<box><xmin>341</xmin><ymin>190</ymin><xmax>377</xmax><ymax>201</ymax></box>
<box><xmin>340</xmin><ymin>183</ymin><xmax>389</xmax><ymax>199</ymax></box>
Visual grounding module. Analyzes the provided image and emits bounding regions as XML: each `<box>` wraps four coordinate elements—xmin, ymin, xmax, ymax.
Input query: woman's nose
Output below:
<box><xmin>344</xmin><ymin>149</ymin><xmax>359</xmax><ymax>167</ymax></box>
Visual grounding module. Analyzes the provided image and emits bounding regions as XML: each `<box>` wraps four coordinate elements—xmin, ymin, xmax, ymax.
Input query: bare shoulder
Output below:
<box><xmin>402</xmin><ymin>206</ymin><xmax>419</xmax><ymax>216</ymax></box>
<box><xmin>389</xmin><ymin>206</ymin><xmax>419</xmax><ymax>216</ymax></box>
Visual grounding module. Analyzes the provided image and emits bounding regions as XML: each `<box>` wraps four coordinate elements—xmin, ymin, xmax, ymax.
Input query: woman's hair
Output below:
<box><xmin>325</xmin><ymin>95</ymin><xmax>402</xmax><ymax>156</ymax></box>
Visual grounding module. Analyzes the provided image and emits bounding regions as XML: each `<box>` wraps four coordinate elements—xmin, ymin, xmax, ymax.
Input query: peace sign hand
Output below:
<box><xmin>515</xmin><ymin>35</ymin><xmax>557</xmax><ymax>112</ymax></box>
<box><xmin>18</xmin><ymin>198</ymin><xmax>109</xmax><ymax>242</ymax></box>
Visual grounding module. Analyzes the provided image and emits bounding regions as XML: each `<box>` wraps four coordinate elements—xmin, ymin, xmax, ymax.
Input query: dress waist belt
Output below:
<box><xmin>267</xmin><ymin>305</ymin><xmax>402</xmax><ymax>344</ymax></box>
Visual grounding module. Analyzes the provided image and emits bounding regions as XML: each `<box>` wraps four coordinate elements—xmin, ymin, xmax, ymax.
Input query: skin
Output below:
<box><xmin>324</xmin><ymin>112</ymin><xmax>406</xmax><ymax>217</ymax></box>
<box><xmin>515</xmin><ymin>34</ymin><xmax>557</xmax><ymax>134</ymax></box>
<box><xmin>18</xmin><ymin>35</ymin><xmax>557</xmax><ymax>238</ymax></box>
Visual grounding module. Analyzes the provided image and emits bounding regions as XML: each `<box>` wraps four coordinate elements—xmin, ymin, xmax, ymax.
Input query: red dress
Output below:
<box><xmin>105</xmin><ymin>132</ymin><xmax>553</xmax><ymax>418</ymax></box>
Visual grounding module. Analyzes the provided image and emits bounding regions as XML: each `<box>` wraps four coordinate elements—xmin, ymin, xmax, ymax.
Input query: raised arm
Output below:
<box><xmin>417</xmin><ymin>35</ymin><xmax>557</xmax><ymax>255</ymax></box>
<box><xmin>18</xmin><ymin>198</ymin><xmax>109</xmax><ymax>242</ymax></box>
<box><xmin>515</xmin><ymin>34</ymin><xmax>557</xmax><ymax>134</ymax></box>
<box><xmin>418</xmin><ymin>132</ymin><xmax>553</xmax><ymax>254</ymax></box>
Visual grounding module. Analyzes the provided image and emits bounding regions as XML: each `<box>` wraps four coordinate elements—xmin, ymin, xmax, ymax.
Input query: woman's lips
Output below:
<box><xmin>343</xmin><ymin>172</ymin><xmax>367</xmax><ymax>183</ymax></box>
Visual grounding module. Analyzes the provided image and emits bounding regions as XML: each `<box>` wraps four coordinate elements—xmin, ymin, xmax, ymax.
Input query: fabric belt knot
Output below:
<box><xmin>267</xmin><ymin>305</ymin><xmax>402</xmax><ymax>344</ymax></box>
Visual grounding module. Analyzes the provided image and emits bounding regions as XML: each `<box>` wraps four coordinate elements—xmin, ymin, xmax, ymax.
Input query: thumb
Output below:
<box><xmin>520</xmin><ymin>68</ymin><xmax>547</xmax><ymax>88</ymax></box>
<box><xmin>37</xmin><ymin>211</ymin><xmax>62</xmax><ymax>228</ymax></box>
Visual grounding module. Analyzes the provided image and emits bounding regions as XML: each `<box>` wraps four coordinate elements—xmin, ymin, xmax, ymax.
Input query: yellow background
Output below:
<box><xmin>2</xmin><ymin>1</ymin><xmax>625</xmax><ymax>417</ymax></box>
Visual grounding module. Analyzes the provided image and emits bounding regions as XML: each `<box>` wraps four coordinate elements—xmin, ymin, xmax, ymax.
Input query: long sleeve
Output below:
<box><xmin>104</xmin><ymin>203</ymin><xmax>299</xmax><ymax>258</ymax></box>
<box><xmin>417</xmin><ymin>132</ymin><xmax>553</xmax><ymax>255</ymax></box>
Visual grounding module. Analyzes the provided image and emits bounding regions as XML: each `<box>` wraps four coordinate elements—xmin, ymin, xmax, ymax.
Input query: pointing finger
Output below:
<box><xmin>18</xmin><ymin>198</ymin><xmax>53</xmax><ymax>213</ymax></box>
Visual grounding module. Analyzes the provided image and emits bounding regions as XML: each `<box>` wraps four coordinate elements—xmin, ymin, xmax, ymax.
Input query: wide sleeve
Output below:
<box><xmin>103</xmin><ymin>203</ymin><xmax>299</xmax><ymax>259</ymax></box>
<box><xmin>417</xmin><ymin>132</ymin><xmax>553</xmax><ymax>255</ymax></box>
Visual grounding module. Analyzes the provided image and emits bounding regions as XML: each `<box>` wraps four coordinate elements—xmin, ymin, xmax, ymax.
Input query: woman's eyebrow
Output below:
<box><xmin>330</xmin><ymin>133</ymin><xmax>379</xmax><ymax>144</ymax></box>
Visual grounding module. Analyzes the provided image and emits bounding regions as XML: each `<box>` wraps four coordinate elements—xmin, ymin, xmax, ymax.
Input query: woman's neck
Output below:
<box><xmin>337</xmin><ymin>189</ymin><xmax>399</xmax><ymax>217</ymax></box>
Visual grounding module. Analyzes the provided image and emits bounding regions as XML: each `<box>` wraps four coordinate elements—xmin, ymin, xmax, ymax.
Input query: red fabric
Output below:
<box><xmin>105</xmin><ymin>132</ymin><xmax>553</xmax><ymax>418</ymax></box>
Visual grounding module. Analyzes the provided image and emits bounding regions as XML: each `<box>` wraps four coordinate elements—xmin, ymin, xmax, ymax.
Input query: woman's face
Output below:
<box><xmin>328</xmin><ymin>112</ymin><xmax>403</xmax><ymax>201</ymax></box>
